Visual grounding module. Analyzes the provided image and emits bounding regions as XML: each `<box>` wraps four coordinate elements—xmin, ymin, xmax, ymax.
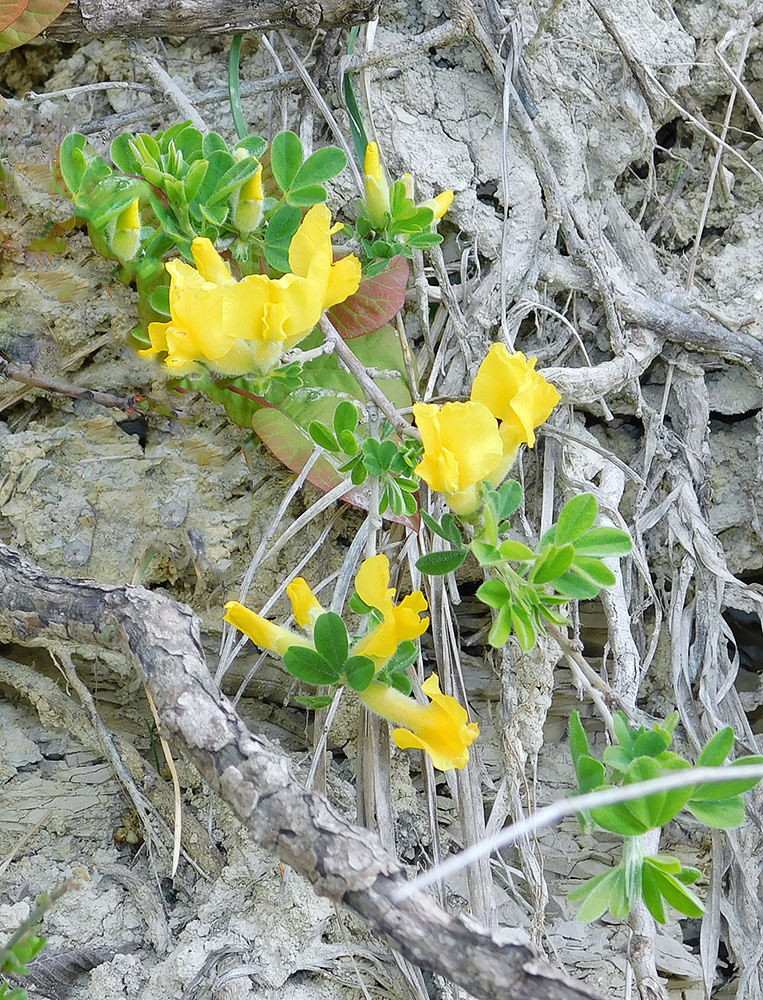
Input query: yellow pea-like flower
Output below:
<box><xmin>140</xmin><ymin>204</ymin><xmax>362</xmax><ymax>376</ymax></box>
<box><xmin>233</xmin><ymin>163</ymin><xmax>265</xmax><ymax>234</ymax></box>
<box><xmin>413</xmin><ymin>400</ymin><xmax>504</xmax><ymax>515</ymax></box>
<box><xmin>286</xmin><ymin>577</ymin><xmax>325</xmax><ymax>629</ymax></box>
<box><xmin>363</xmin><ymin>141</ymin><xmax>391</xmax><ymax>230</ymax></box>
<box><xmin>352</xmin><ymin>554</ymin><xmax>429</xmax><ymax>659</ymax></box>
<box><xmin>361</xmin><ymin>673</ymin><xmax>479</xmax><ymax>771</ymax></box>
<box><xmin>223</xmin><ymin>601</ymin><xmax>313</xmax><ymax>656</ymax></box>
<box><xmin>470</xmin><ymin>344</ymin><xmax>561</xmax><ymax>478</ymax></box>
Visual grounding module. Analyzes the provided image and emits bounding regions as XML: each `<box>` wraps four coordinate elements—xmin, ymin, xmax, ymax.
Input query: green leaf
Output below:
<box><xmin>496</xmin><ymin>480</ymin><xmax>523</xmax><ymax>520</ymax></box>
<box><xmin>350</xmin><ymin>592</ymin><xmax>373</xmax><ymax>615</ymax></box>
<box><xmin>613</xmin><ymin>712</ymin><xmax>635</xmax><ymax>752</ymax></box>
<box><xmin>676</xmin><ymin>866</ymin><xmax>702</xmax><ymax>885</ymax></box>
<box><xmin>569</xmin><ymin>711</ymin><xmax>590</xmax><ymax>767</ymax></box>
<box><xmin>295</xmin><ymin>694</ymin><xmax>335</xmax><ymax>709</ymax></box>
<box><xmin>203</xmin><ymin>132</ymin><xmax>228</xmax><ymax>157</ymax></box>
<box><xmin>194</xmin><ymin>149</ymin><xmax>235</xmax><ymax>206</ymax></box>
<box><xmin>287</xmin><ymin>185</ymin><xmax>329</xmax><ymax>207</ymax></box>
<box><xmin>233</xmin><ymin>135</ymin><xmax>267</xmax><ymax>159</ymax></box>
<box><xmin>336</xmin><ymin>429</ymin><xmax>358</xmax><ymax>454</ymax></box>
<box><xmin>499</xmin><ymin>539</ymin><xmax>534</xmax><ymax>561</ymax></box>
<box><xmin>553</xmin><ymin>571</ymin><xmax>600</xmax><ymax>600</ymax></box>
<box><xmin>476</xmin><ymin>579</ymin><xmax>511</xmax><ymax>609</ymax></box>
<box><xmin>641</xmin><ymin>862</ymin><xmax>668</xmax><ymax>924</ymax></box>
<box><xmin>265</xmin><ymin>204</ymin><xmax>302</xmax><ymax>260</ymax></box>
<box><xmin>697</xmin><ymin>727</ymin><xmax>734</xmax><ymax>767</ymax></box>
<box><xmin>622</xmin><ymin>756</ymin><xmax>695</xmax><ymax>828</ymax></box>
<box><xmin>690</xmin><ymin>755</ymin><xmax>763</xmax><ymax>800</ymax></box>
<box><xmin>416</xmin><ymin>550</ymin><xmax>468</xmax><ymax>575</ymax></box>
<box><xmin>405</xmin><ymin>232</ymin><xmax>442</xmax><ymax>248</ymax></box>
<box><xmin>555</xmin><ymin>493</ymin><xmax>599</xmax><ymax>545</ymax></box>
<box><xmin>633</xmin><ymin>729</ymin><xmax>672</xmax><ymax>758</ymax></box>
<box><xmin>439</xmin><ymin>514</ymin><xmax>463</xmax><ymax>547</ymax></box>
<box><xmin>607</xmin><ymin>866</ymin><xmax>631</xmax><ymax>920</ymax></box>
<box><xmin>390</xmin><ymin>672</ymin><xmax>413</xmax><ymax>695</ymax></box>
<box><xmin>343</xmin><ymin>655</ymin><xmax>375</xmax><ymax>692</ymax></box>
<box><xmin>590</xmin><ymin>800</ymin><xmax>649</xmax><ymax>837</ymax></box>
<box><xmin>472</xmin><ymin>541</ymin><xmax>503</xmax><ymax>566</ymax></box>
<box><xmin>574</xmin><ymin>869</ymin><xmax>619</xmax><ymax>922</ymax></box>
<box><xmin>511</xmin><ymin>602</ymin><xmax>537</xmax><ymax>651</ymax></box>
<box><xmin>58</xmin><ymin>133</ymin><xmax>90</xmax><ymax>194</ymax></box>
<box><xmin>488</xmin><ymin>603</ymin><xmax>513</xmax><ymax>648</ymax></box>
<box><xmin>207</xmin><ymin>157</ymin><xmax>261</xmax><ymax>205</ymax></box>
<box><xmin>292</xmin><ymin>147</ymin><xmax>347</xmax><ymax>189</ymax></box>
<box><xmin>185</xmin><ymin>158</ymin><xmax>209</xmax><ymax>203</ymax></box>
<box><xmin>648</xmin><ymin>868</ymin><xmax>705</xmax><ymax>918</ymax></box>
<box><xmin>333</xmin><ymin>400</ymin><xmax>358</xmax><ymax>436</ymax></box>
<box><xmin>384</xmin><ymin>640</ymin><xmax>418</xmax><ymax>673</ymax></box>
<box><xmin>574</xmin><ymin>526</ymin><xmax>633</xmax><ymax>558</ymax></box>
<box><xmin>603</xmin><ymin>745</ymin><xmax>634</xmax><ymax>773</ymax></box>
<box><xmin>571</xmin><ymin>556</ymin><xmax>616</xmax><ymax>588</ymax></box>
<box><xmin>576</xmin><ymin>754</ymin><xmax>606</xmax><ymax>793</ymax></box>
<box><xmin>271</xmin><ymin>130</ymin><xmax>304</xmax><ymax>192</ymax></box>
<box><xmin>532</xmin><ymin>544</ymin><xmax>575</xmax><ymax>584</ymax></box>
<box><xmin>283</xmin><ymin>646</ymin><xmax>340</xmax><ymax>686</ymax></box>
<box><xmin>313</xmin><ymin>611</ymin><xmax>349</xmax><ymax>668</ymax></box>
<box><xmin>148</xmin><ymin>284</ymin><xmax>170</xmax><ymax>317</ymax></box>
<box><xmin>309</xmin><ymin>420</ymin><xmax>340</xmax><ymax>451</ymax></box>
<box><xmin>686</xmin><ymin>796</ymin><xmax>746</xmax><ymax>828</ymax></box>
<box><xmin>644</xmin><ymin>855</ymin><xmax>681</xmax><ymax>874</ymax></box>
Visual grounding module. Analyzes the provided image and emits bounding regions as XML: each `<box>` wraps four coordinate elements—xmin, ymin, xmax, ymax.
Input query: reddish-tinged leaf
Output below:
<box><xmin>0</xmin><ymin>0</ymin><xmax>70</xmax><ymax>51</ymax></box>
<box><xmin>251</xmin><ymin>407</ymin><xmax>419</xmax><ymax>529</ymax></box>
<box><xmin>329</xmin><ymin>255</ymin><xmax>409</xmax><ymax>339</ymax></box>
<box><xmin>0</xmin><ymin>1</ymin><xmax>25</xmax><ymax>33</ymax></box>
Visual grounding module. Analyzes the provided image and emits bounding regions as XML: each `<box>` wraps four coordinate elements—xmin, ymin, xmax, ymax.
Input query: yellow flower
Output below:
<box><xmin>420</xmin><ymin>189</ymin><xmax>454</xmax><ymax>221</ymax></box>
<box><xmin>233</xmin><ymin>163</ymin><xmax>264</xmax><ymax>234</ymax></box>
<box><xmin>286</xmin><ymin>577</ymin><xmax>325</xmax><ymax>629</ymax></box>
<box><xmin>140</xmin><ymin>204</ymin><xmax>362</xmax><ymax>376</ymax></box>
<box><xmin>361</xmin><ymin>673</ymin><xmax>479</xmax><ymax>771</ymax></box>
<box><xmin>363</xmin><ymin>141</ymin><xmax>391</xmax><ymax>230</ymax></box>
<box><xmin>470</xmin><ymin>344</ymin><xmax>561</xmax><ymax>474</ymax></box>
<box><xmin>352</xmin><ymin>554</ymin><xmax>429</xmax><ymax>659</ymax></box>
<box><xmin>110</xmin><ymin>198</ymin><xmax>141</xmax><ymax>261</ymax></box>
<box><xmin>224</xmin><ymin>600</ymin><xmax>312</xmax><ymax>655</ymax></box>
<box><xmin>413</xmin><ymin>400</ymin><xmax>503</xmax><ymax>514</ymax></box>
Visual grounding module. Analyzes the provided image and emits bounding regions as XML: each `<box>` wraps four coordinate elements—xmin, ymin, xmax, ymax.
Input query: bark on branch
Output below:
<box><xmin>45</xmin><ymin>0</ymin><xmax>381</xmax><ymax>42</ymax></box>
<box><xmin>0</xmin><ymin>543</ymin><xmax>604</xmax><ymax>1000</ymax></box>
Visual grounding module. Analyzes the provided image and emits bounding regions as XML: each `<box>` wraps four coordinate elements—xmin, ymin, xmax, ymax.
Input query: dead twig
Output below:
<box><xmin>46</xmin><ymin>0</ymin><xmax>381</xmax><ymax>42</ymax></box>
<box><xmin>0</xmin><ymin>354</ymin><xmax>144</xmax><ymax>415</ymax></box>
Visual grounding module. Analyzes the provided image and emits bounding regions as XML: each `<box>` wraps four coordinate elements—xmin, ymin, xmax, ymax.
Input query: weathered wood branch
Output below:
<box><xmin>0</xmin><ymin>542</ymin><xmax>604</xmax><ymax>1000</ymax></box>
<box><xmin>45</xmin><ymin>0</ymin><xmax>380</xmax><ymax>42</ymax></box>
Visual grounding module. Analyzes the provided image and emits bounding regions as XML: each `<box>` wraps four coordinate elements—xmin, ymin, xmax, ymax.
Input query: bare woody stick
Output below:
<box><xmin>46</xmin><ymin>0</ymin><xmax>381</xmax><ymax>42</ymax></box>
<box><xmin>0</xmin><ymin>354</ymin><xmax>144</xmax><ymax>415</ymax></box>
<box><xmin>0</xmin><ymin>542</ymin><xmax>603</xmax><ymax>1000</ymax></box>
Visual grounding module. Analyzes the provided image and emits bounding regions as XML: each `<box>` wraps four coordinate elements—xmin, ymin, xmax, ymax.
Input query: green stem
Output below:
<box><xmin>622</xmin><ymin>835</ymin><xmax>646</xmax><ymax>913</ymax></box>
<box><xmin>228</xmin><ymin>35</ymin><xmax>248</xmax><ymax>141</ymax></box>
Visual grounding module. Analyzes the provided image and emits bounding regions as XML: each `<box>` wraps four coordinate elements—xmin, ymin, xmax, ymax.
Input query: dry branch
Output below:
<box><xmin>45</xmin><ymin>0</ymin><xmax>380</xmax><ymax>42</ymax></box>
<box><xmin>0</xmin><ymin>542</ymin><xmax>605</xmax><ymax>1000</ymax></box>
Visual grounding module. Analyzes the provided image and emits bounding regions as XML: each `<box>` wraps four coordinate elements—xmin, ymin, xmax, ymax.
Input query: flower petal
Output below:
<box><xmin>288</xmin><ymin>204</ymin><xmax>332</xmax><ymax>279</ymax></box>
<box><xmin>413</xmin><ymin>401</ymin><xmax>502</xmax><ymax>493</ymax></box>
<box><xmin>354</xmin><ymin>555</ymin><xmax>395</xmax><ymax>614</ymax></box>
<box><xmin>223</xmin><ymin>601</ymin><xmax>311</xmax><ymax>655</ymax></box>
<box><xmin>191</xmin><ymin>237</ymin><xmax>234</xmax><ymax>285</ymax></box>
<box><xmin>287</xmin><ymin>578</ymin><xmax>325</xmax><ymax>628</ymax></box>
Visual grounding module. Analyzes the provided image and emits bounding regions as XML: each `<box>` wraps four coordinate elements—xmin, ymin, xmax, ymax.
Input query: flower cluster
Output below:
<box><xmin>413</xmin><ymin>345</ymin><xmax>561</xmax><ymax>514</ymax></box>
<box><xmin>224</xmin><ymin>554</ymin><xmax>479</xmax><ymax>771</ymax></box>
<box><xmin>140</xmin><ymin>204</ymin><xmax>361</xmax><ymax>376</ymax></box>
